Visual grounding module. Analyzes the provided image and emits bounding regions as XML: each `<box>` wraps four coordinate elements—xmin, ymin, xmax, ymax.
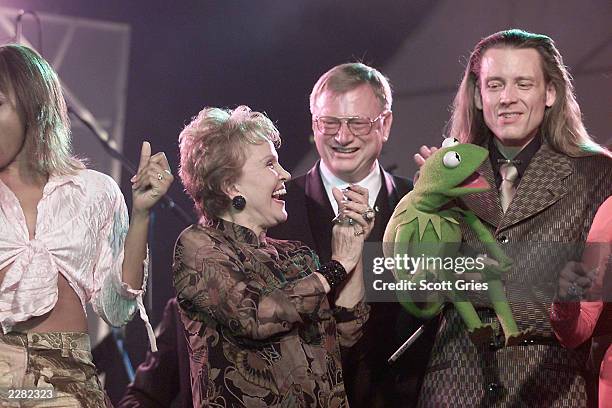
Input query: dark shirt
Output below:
<box><xmin>489</xmin><ymin>134</ymin><xmax>541</xmax><ymax>188</ymax></box>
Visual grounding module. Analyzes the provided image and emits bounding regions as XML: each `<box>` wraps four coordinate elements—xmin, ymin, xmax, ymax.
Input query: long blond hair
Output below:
<box><xmin>446</xmin><ymin>29</ymin><xmax>608</xmax><ymax>157</ymax></box>
<box><xmin>0</xmin><ymin>44</ymin><xmax>84</xmax><ymax>176</ymax></box>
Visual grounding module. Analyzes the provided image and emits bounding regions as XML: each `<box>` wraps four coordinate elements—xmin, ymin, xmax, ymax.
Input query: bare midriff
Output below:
<box><xmin>1</xmin><ymin>264</ymin><xmax>88</xmax><ymax>333</ymax></box>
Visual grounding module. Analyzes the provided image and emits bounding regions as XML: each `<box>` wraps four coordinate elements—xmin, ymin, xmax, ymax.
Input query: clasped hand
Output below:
<box><xmin>330</xmin><ymin>185</ymin><xmax>374</xmax><ymax>273</ymax></box>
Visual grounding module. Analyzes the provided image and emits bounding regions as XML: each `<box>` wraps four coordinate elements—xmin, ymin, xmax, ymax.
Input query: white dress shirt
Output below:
<box><xmin>319</xmin><ymin>160</ymin><xmax>381</xmax><ymax>215</ymax></box>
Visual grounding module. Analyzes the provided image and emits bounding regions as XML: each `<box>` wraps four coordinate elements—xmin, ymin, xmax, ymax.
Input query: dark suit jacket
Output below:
<box><xmin>270</xmin><ymin>161</ymin><xmax>410</xmax><ymax>261</ymax></box>
<box><xmin>269</xmin><ymin>161</ymin><xmax>437</xmax><ymax>408</ymax></box>
<box><xmin>417</xmin><ymin>142</ymin><xmax>612</xmax><ymax>408</ymax></box>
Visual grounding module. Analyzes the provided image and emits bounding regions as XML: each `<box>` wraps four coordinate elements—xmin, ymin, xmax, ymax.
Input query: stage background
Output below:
<box><xmin>0</xmin><ymin>0</ymin><xmax>610</xmax><ymax>403</ymax></box>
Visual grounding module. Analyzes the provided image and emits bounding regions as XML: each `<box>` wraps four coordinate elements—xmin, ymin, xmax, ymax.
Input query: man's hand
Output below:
<box><xmin>333</xmin><ymin>185</ymin><xmax>375</xmax><ymax>239</ymax></box>
<box><xmin>414</xmin><ymin>145</ymin><xmax>439</xmax><ymax>168</ymax></box>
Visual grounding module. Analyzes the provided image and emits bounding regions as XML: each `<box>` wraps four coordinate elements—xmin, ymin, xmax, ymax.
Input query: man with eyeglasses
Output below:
<box><xmin>117</xmin><ymin>63</ymin><xmax>429</xmax><ymax>408</ymax></box>
<box><xmin>269</xmin><ymin>62</ymin><xmax>436</xmax><ymax>408</ymax></box>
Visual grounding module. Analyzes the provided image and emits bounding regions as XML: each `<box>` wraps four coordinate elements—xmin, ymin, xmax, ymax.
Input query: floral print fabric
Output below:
<box><xmin>173</xmin><ymin>219</ymin><xmax>369</xmax><ymax>408</ymax></box>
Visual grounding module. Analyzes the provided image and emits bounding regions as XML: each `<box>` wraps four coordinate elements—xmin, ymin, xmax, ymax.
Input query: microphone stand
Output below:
<box><xmin>68</xmin><ymin>105</ymin><xmax>193</xmax><ymax>225</ymax></box>
<box><xmin>111</xmin><ymin>327</ymin><xmax>135</xmax><ymax>381</ymax></box>
<box><xmin>68</xmin><ymin>106</ymin><xmax>193</xmax><ymax>382</ymax></box>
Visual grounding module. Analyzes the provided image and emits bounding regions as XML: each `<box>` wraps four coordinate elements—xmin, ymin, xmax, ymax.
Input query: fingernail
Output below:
<box><xmin>130</xmin><ymin>175</ymin><xmax>137</xmax><ymax>182</ymax></box>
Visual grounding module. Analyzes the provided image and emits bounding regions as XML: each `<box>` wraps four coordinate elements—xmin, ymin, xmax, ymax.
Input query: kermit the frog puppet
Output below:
<box><xmin>383</xmin><ymin>138</ymin><xmax>533</xmax><ymax>346</ymax></box>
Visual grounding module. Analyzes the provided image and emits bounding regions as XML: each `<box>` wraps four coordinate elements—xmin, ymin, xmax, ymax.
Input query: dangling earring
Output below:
<box><xmin>232</xmin><ymin>195</ymin><xmax>246</xmax><ymax>211</ymax></box>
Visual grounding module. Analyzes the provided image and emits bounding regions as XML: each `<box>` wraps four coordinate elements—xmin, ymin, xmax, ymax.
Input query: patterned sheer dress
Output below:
<box><xmin>173</xmin><ymin>218</ymin><xmax>369</xmax><ymax>408</ymax></box>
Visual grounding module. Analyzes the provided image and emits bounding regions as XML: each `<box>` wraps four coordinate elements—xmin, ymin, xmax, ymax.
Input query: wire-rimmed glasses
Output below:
<box><xmin>313</xmin><ymin>111</ymin><xmax>389</xmax><ymax>136</ymax></box>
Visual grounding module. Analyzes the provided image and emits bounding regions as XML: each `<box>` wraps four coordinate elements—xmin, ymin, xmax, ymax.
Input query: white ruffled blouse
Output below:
<box><xmin>0</xmin><ymin>169</ymin><xmax>156</xmax><ymax>351</ymax></box>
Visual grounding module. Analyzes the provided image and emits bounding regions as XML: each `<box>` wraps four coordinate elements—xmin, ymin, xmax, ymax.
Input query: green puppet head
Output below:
<box><xmin>414</xmin><ymin>139</ymin><xmax>490</xmax><ymax>210</ymax></box>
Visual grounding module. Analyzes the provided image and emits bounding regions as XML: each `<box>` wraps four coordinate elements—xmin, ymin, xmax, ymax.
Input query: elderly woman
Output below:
<box><xmin>174</xmin><ymin>105</ymin><xmax>372</xmax><ymax>408</ymax></box>
<box><xmin>0</xmin><ymin>44</ymin><xmax>172</xmax><ymax>406</ymax></box>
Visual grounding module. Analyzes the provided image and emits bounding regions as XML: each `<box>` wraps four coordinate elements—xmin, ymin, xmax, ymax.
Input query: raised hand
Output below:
<box><xmin>414</xmin><ymin>145</ymin><xmax>439</xmax><ymax>167</ymax></box>
<box><xmin>333</xmin><ymin>185</ymin><xmax>375</xmax><ymax>239</ymax></box>
<box><xmin>130</xmin><ymin>141</ymin><xmax>174</xmax><ymax>213</ymax></box>
<box><xmin>329</xmin><ymin>186</ymin><xmax>372</xmax><ymax>273</ymax></box>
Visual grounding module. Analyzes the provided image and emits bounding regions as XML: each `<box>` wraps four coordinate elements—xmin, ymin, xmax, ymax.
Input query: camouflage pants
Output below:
<box><xmin>0</xmin><ymin>332</ymin><xmax>111</xmax><ymax>408</ymax></box>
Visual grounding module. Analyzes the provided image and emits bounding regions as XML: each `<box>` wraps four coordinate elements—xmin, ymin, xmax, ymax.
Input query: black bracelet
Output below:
<box><xmin>317</xmin><ymin>260</ymin><xmax>348</xmax><ymax>290</ymax></box>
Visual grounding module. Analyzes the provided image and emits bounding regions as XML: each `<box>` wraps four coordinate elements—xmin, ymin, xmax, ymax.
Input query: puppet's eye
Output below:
<box><xmin>443</xmin><ymin>151</ymin><xmax>461</xmax><ymax>168</ymax></box>
<box><xmin>441</xmin><ymin>137</ymin><xmax>460</xmax><ymax>148</ymax></box>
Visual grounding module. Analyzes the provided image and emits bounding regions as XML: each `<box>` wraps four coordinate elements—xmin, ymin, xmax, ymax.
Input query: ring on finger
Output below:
<box><xmin>354</xmin><ymin>227</ymin><xmax>365</xmax><ymax>236</ymax></box>
<box><xmin>362</xmin><ymin>207</ymin><xmax>375</xmax><ymax>223</ymax></box>
<box><xmin>157</xmin><ymin>173</ymin><xmax>164</xmax><ymax>181</ymax></box>
<box><xmin>567</xmin><ymin>283</ymin><xmax>581</xmax><ymax>298</ymax></box>
<box><xmin>347</xmin><ymin>217</ymin><xmax>355</xmax><ymax>226</ymax></box>
<box><xmin>332</xmin><ymin>214</ymin><xmax>345</xmax><ymax>225</ymax></box>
